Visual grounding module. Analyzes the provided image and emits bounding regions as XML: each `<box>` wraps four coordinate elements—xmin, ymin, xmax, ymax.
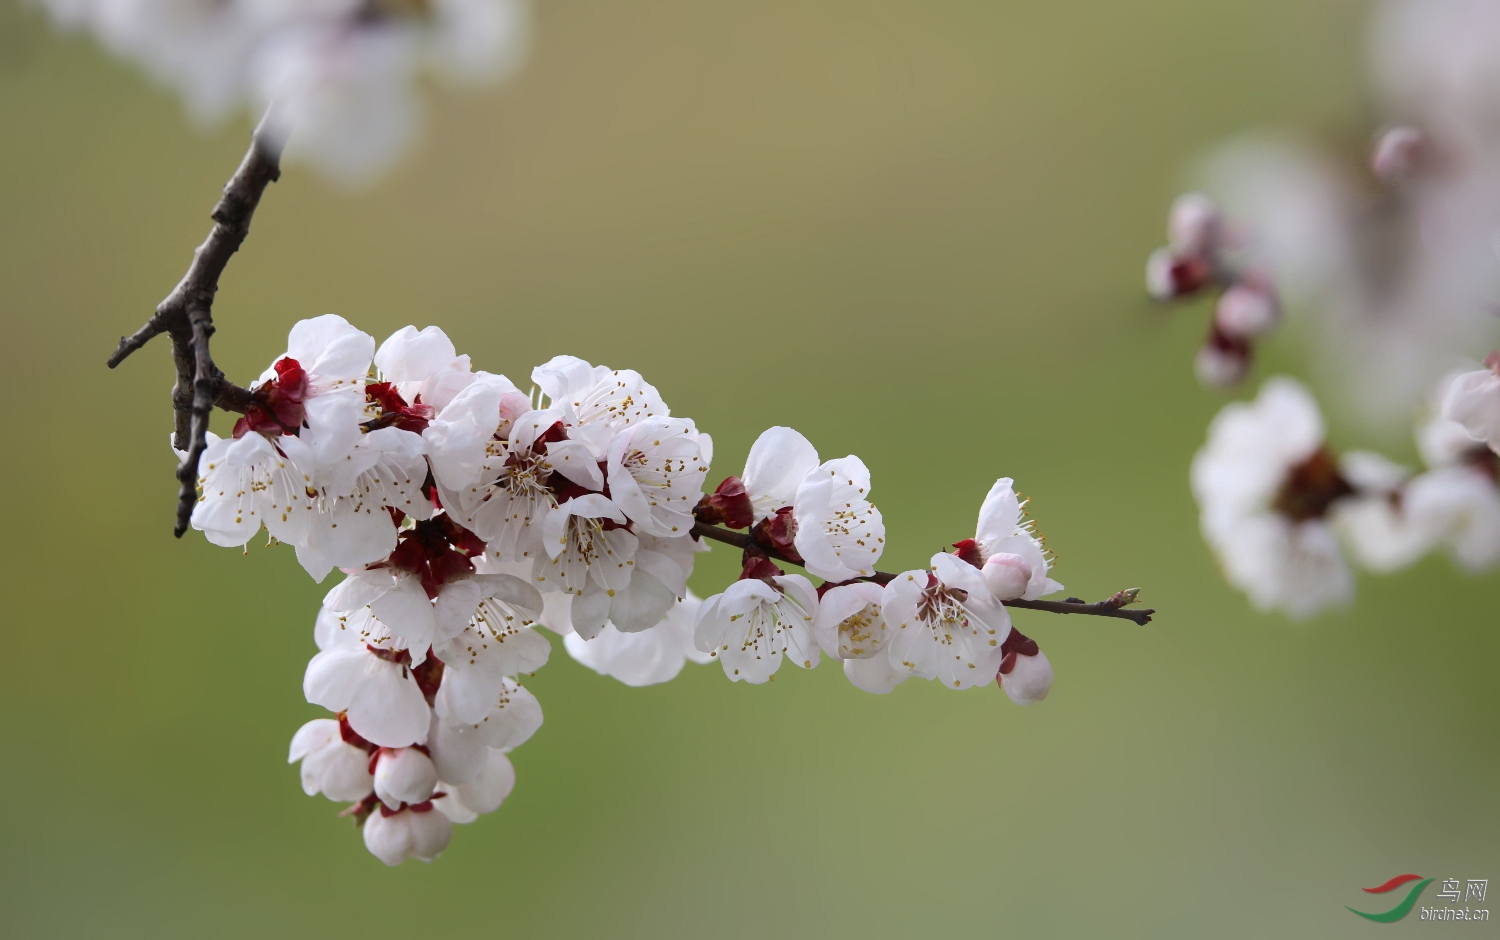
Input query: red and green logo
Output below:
<box><xmin>1348</xmin><ymin>874</ymin><xmax>1434</xmax><ymax>923</ymax></box>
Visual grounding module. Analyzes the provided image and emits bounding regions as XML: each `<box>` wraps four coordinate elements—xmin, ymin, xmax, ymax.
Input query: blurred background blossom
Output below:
<box><xmin>1185</xmin><ymin>0</ymin><xmax>1500</xmax><ymax>434</ymax></box>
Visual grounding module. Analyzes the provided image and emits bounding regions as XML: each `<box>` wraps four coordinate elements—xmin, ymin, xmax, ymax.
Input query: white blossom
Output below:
<box><xmin>435</xmin><ymin>748</ymin><xmax>516</xmax><ymax>823</ymax></box>
<box><xmin>288</xmin><ymin>718</ymin><xmax>373</xmax><ymax>802</ymax></box>
<box><xmin>531</xmin><ymin>355</ymin><xmax>670</xmax><ymax>433</ymax></box>
<box><xmin>429</xmin><ymin>679</ymin><xmax>542</xmax><ymax>782</ymax></box>
<box><xmin>968</xmin><ymin>478</ymin><xmax>1063</xmax><ymax>601</ymax></box>
<box><xmin>302</xmin><ymin>623</ymin><xmax>431</xmax><ymax>748</ymax></box>
<box><xmin>427</xmin><ymin>391</ymin><xmax>554</xmax><ymax>561</ymax></box>
<box><xmin>606</xmin><ymin>417</ymin><xmax>711</xmax><ymax>538</ymax></box>
<box><xmin>813</xmin><ymin>581</ymin><xmax>909</xmax><ymax>695</ymax></box>
<box><xmin>694</xmin><ymin>575</ymin><xmax>819</xmax><ymax>684</ymax></box>
<box><xmin>40</xmin><ymin>1</ymin><xmax>531</xmax><ymax>185</ymax></box>
<box><xmin>373</xmin><ymin>325</ymin><xmax>476</xmax><ymax>413</ymax></box>
<box><xmin>791</xmin><ymin>456</ymin><xmax>885</xmax><ymax>581</ymax></box>
<box><xmin>883</xmin><ymin>553</ymin><xmax>1011</xmax><ymax>690</ymax></box>
<box><xmin>740</xmin><ymin>426</ymin><xmax>820</xmax><ymax>523</ymax></box>
<box><xmin>563</xmin><ymin>592</ymin><xmax>712</xmax><ymax>687</ymax></box>
<box><xmin>189</xmin><ymin>430</ymin><xmax>316</xmax><ymax>548</ymax></box>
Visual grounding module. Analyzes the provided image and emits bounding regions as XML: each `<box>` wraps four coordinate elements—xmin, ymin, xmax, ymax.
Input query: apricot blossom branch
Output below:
<box><xmin>689</xmin><ymin>520</ymin><xmax>1153</xmax><ymax>625</ymax></box>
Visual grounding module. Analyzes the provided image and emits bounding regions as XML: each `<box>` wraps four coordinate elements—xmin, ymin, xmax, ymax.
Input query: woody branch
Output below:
<box><xmin>689</xmin><ymin>520</ymin><xmax>1155</xmax><ymax>625</ymax></box>
<box><xmin>105</xmin><ymin>118</ymin><xmax>282</xmax><ymax>537</ymax></box>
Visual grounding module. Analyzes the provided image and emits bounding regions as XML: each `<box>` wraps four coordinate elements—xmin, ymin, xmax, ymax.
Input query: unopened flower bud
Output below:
<box><xmin>981</xmin><ymin>552</ymin><xmax>1031</xmax><ymax>600</ymax></box>
<box><xmin>373</xmin><ymin>747</ymin><xmax>438</xmax><ymax>810</ymax></box>
<box><xmin>1194</xmin><ymin>329</ymin><xmax>1251</xmax><ymax>387</ymax></box>
<box><xmin>1146</xmin><ymin>247</ymin><xmax>1212</xmax><ymax>301</ymax></box>
<box><xmin>998</xmin><ymin>649</ymin><xmax>1053</xmax><ymax>705</ymax></box>
<box><xmin>1371</xmin><ymin>126</ymin><xmax>1427</xmax><ymax>183</ymax></box>
<box><xmin>1167</xmin><ymin>192</ymin><xmax>1220</xmax><ymax>255</ymax></box>
<box><xmin>1214</xmin><ymin>283</ymin><xmax>1280</xmax><ymax>338</ymax></box>
<box><xmin>363</xmin><ymin>804</ymin><xmax>453</xmax><ymax>866</ymax></box>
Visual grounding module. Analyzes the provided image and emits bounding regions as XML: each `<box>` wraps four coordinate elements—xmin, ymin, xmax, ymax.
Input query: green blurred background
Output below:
<box><xmin>2</xmin><ymin>1</ymin><xmax>1495</xmax><ymax>936</ymax></box>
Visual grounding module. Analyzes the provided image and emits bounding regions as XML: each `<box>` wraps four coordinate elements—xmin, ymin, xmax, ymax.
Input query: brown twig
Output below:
<box><xmin>690</xmin><ymin>520</ymin><xmax>1155</xmax><ymax>625</ymax></box>
<box><xmin>107</xmin><ymin>117</ymin><xmax>283</xmax><ymax>536</ymax></box>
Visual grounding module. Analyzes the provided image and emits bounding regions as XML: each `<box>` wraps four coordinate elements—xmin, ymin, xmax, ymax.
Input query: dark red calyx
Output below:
<box><xmin>365</xmin><ymin>381</ymin><xmax>435</xmax><ymax>433</ymax></box>
<box><xmin>952</xmin><ymin>538</ymin><xmax>985</xmax><ymax>568</ymax></box>
<box><xmin>1272</xmin><ymin>448</ymin><xmax>1354</xmax><ymax>522</ymax></box>
<box><xmin>338</xmin><ymin>712</ymin><xmax>378</xmax><ymax>755</ymax></box>
<box><xmin>752</xmin><ymin>506</ymin><xmax>801</xmax><ymax>562</ymax></box>
<box><xmin>532</xmin><ymin>421</ymin><xmax>568</xmax><ymax>453</ymax></box>
<box><xmin>1205</xmin><ymin>321</ymin><xmax>1252</xmax><ymax>359</ymax></box>
<box><xmin>1169</xmin><ymin>253</ymin><xmax>1213</xmax><ymax>297</ymax></box>
<box><xmin>347</xmin><ymin>794</ymin><xmax>380</xmax><ymax>826</ymax></box>
<box><xmin>232</xmin><ymin>357</ymin><xmax>309</xmax><ymax>438</ymax></box>
<box><xmin>411</xmin><ymin>652</ymin><xmax>445</xmax><ymax>706</ymax></box>
<box><xmin>376</xmin><ymin>798</ymin><xmax>437</xmax><ymax>818</ymax></box>
<box><xmin>1466</xmin><ymin>447</ymin><xmax>1500</xmax><ymax>485</ymax></box>
<box><xmin>386</xmin><ymin>506</ymin><xmax>407</xmax><ymax>528</ymax></box>
<box><xmin>997</xmin><ymin>629</ymin><xmax>1042</xmax><ymax>682</ymax></box>
<box><xmin>697</xmin><ymin>476</ymin><xmax>754</xmax><ymax>529</ymax></box>
<box><xmin>382</xmin><ymin>515</ymin><xmax>487</xmax><ymax>598</ymax></box>
<box><xmin>1001</xmin><ymin>627</ymin><xmax>1039</xmax><ymax>659</ymax></box>
<box><xmin>739</xmin><ymin>545</ymin><xmax>785</xmax><ymax>581</ymax></box>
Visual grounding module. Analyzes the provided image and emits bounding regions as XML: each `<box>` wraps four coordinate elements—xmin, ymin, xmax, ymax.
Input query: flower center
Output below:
<box><xmin>1272</xmin><ymin>449</ymin><xmax>1354</xmax><ymax>522</ymax></box>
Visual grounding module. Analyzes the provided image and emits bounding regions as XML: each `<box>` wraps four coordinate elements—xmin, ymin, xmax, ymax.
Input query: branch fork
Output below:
<box><xmin>106</xmin><ymin>120</ymin><xmax>283</xmax><ymax>536</ymax></box>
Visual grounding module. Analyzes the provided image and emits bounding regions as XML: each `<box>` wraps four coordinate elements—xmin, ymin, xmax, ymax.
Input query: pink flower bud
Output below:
<box><xmin>1146</xmin><ymin>248</ymin><xmax>1212</xmax><ymax>301</ymax></box>
<box><xmin>981</xmin><ymin>552</ymin><xmax>1031</xmax><ymax>601</ymax></box>
<box><xmin>1214</xmin><ymin>283</ymin><xmax>1280</xmax><ymax>338</ymax></box>
<box><xmin>373</xmin><ymin>747</ymin><xmax>438</xmax><ymax>810</ymax></box>
<box><xmin>1194</xmin><ymin>334</ymin><xmax>1250</xmax><ymax>387</ymax></box>
<box><xmin>1371</xmin><ymin>126</ymin><xmax>1426</xmax><ymax>182</ymax></box>
<box><xmin>1167</xmin><ymin>192</ymin><xmax>1220</xmax><ymax>255</ymax></box>
<box><xmin>999</xmin><ymin>650</ymin><xmax>1053</xmax><ymax>705</ymax></box>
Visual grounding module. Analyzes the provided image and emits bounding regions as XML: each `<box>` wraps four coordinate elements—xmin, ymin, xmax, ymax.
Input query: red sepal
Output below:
<box><xmin>952</xmin><ymin>538</ymin><xmax>984</xmax><ymax>568</ymax></box>
<box><xmin>739</xmin><ymin>545</ymin><xmax>785</xmax><ymax>581</ymax></box>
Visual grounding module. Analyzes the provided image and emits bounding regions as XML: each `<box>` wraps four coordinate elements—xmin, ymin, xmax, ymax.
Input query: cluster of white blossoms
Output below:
<box><xmin>1192</xmin><ymin>371</ymin><xmax>1500</xmax><ymax>618</ymax></box>
<box><xmin>1149</xmin><ymin>0</ymin><xmax>1500</xmax><ymax>425</ymax></box>
<box><xmin>192</xmin><ymin>315</ymin><xmax>1071</xmax><ymax>863</ymax></box>
<box><xmin>35</xmin><ymin>0</ymin><xmax>529</xmax><ymax>184</ymax></box>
